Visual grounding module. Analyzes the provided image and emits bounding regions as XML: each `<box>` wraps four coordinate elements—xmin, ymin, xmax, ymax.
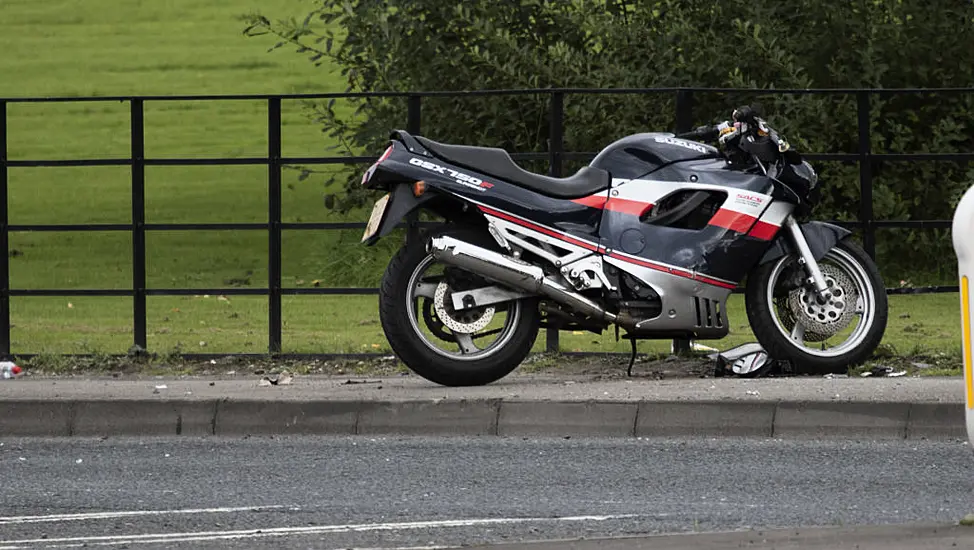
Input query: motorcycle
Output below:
<box><xmin>357</xmin><ymin>105</ymin><xmax>888</xmax><ymax>386</ymax></box>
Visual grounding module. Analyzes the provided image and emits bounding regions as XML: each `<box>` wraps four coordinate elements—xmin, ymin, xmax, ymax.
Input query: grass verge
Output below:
<box><xmin>0</xmin><ymin>0</ymin><xmax>963</xmax><ymax>372</ymax></box>
<box><xmin>8</xmin><ymin>293</ymin><xmax>964</xmax><ymax>377</ymax></box>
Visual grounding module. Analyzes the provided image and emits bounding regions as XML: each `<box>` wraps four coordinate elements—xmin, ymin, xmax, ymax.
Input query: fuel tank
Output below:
<box><xmin>589</xmin><ymin>133</ymin><xmax>721</xmax><ymax>180</ymax></box>
<box><xmin>589</xmin><ymin>132</ymin><xmax>771</xmax><ymax>191</ymax></box>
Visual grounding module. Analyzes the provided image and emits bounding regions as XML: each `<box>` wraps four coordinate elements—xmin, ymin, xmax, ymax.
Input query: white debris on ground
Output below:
<box><xmin>258</xmin><ymin>371</ymin><xmax>294</xmax><ymax>387</ymax></box>
<box><xmin>861</xmin><ymin>366</ymin><xmax>907</xmax><ymax>377</ymax></box>
<box><xmin>0</xmin><ymin>361</ymin><xmax>23</xmax><ymax>380</ymax></box>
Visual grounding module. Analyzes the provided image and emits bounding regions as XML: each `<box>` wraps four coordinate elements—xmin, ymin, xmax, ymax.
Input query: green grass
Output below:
<box><xmin>0</xmin><ymin>1</ymin><xmax>966</xmax><ymax>360</ymax></box>
<box><xmin>0</xmin><ymin>0</ymin><xmax>401</xmax><ymax>356</ymax></box>
<box><xmin>8</xmin><ymin>292</ymin><xmax>964</xmax><ymax>360</ymax></box>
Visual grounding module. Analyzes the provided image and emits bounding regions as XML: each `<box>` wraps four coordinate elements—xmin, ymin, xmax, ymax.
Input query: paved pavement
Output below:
<box><xmin>0</xmin><ymin>374</ymin><xmax>962</xmax><ymax>403</ymax></box>
<box><xmin>0</xmin><ymin>374</ymin><xmax>966</xmax><ymax>439</ymax></box>
<box><xmin>0</xmin><ymin>436</ymin><xmax>972</xmax><ymax>549</ymax></box>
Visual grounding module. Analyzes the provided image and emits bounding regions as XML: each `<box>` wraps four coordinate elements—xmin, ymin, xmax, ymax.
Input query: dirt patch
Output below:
<box><xmin>520</xmin><ymin>353</ymin><xmax>717</xmax><ymax>380</ymax></box>
<box><xmin>16</xmin><ymin>351</ymin><xmax>715</xmax><ymax>380</ymax></box>
<box><xmin>11</xmin><ymin>350</ymin><xmax>960</xmax><ymax>380</ymax></box>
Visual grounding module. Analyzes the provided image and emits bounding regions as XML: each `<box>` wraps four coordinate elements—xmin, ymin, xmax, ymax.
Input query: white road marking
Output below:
<box><xmin>0</xmin><ymin>505</ymin><xmax>289</xmax><ymax>525</ymax></box>
<box><xmin>2</xmin><ymin>514</ymin><xmax>636</xmax><ymax>547</ymax></box>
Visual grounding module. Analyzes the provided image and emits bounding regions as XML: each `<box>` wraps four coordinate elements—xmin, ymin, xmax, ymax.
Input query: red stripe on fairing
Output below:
<box><xmin>571</xmin><ymin>195</ymin><xmax>608</xmax><ymax>209</ymax></box>
<box><xmin>477</xmin><ymin>206</ymin><xmax>600</xmax><ymax>252</ymax></box>
<box><xmin>748</xmin><ymin>220</ymin><xmax>780</xmax><ymax>241</ymax></box>
<box><xmin>477</xmin><ymin>204</ymin><xmax>736</xmax><ymax>290</ymax></box>
<box><xmin>571</xmin><ymin>195</ymin><xmax>654</xmax><ymax>217</ymax></box>
<box><xmin>695</xmin><ymin>274</ymin><xmax>739</xmax><ymax>289</ymax></box>
<box><xmin>607</xmin><ymin>253</ymin><xmax>737</xmax><ymax>290</ymax></box>
<box><xmin>606</xmin><ymin>197</ymin><xmax>654</xmax><ymax>217</ymax></box>
<box><xmin>709</xmin><ymin>209</ymin><xmax>757</xmax><ymax>234</ymax></box>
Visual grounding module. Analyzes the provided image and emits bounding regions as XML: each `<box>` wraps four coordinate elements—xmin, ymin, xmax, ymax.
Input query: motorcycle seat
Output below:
<box><xmin>414</xmin><ymin>136</ymin><xmax>610</xmax><ymax>199</ymax></box>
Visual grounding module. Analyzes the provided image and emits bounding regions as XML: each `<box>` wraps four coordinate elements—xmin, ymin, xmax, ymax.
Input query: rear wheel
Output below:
<box><xmin>378</xmin><ymin>231</ymin><xmax>540</xmax><ymax>386</ymax></box>
<box><xmin>745</xmin><ymin>239</ymin><xmax>888</xmax><ymax>374</ymax></box>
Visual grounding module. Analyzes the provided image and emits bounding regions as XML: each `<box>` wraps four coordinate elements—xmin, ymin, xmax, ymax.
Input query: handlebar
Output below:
<box><xmin>675</xmin><ymin>104</ymin><xmax>764</xmax><ymax>143</ymax></box>
<box><xmin>732</xmin><ymin>104</ymin><xmax>761</xmax><ymax>126</ymax></box>
<box><xmin>675</xmin><ymin>125</ymin><xmax>720</xmax><ymax>142</ymax></box>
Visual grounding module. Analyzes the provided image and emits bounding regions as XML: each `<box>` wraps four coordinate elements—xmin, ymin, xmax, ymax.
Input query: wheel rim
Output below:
<box><xmin>765</xmin><ymin>247</ymin><xmax>877</xmax><ymax>358</ymax></box>
<box><xmin>405</xmin><ymin>254</ymin><xmax>522</xmax><ymax>361</ymax></box>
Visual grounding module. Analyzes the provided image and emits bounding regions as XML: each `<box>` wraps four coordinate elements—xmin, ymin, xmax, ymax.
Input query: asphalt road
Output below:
<box><xmin>1</xmin><ymin>436</ymin><xmax>972</xmax><ymax>548</ymax></box>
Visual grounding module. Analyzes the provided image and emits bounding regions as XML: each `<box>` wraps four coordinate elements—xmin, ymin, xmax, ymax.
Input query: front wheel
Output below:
<box><xmin>378</xmin><ymin>231</ymin><xmax>540</xmax><ymax>386</ymax></box>
<box><xmin>745</xmin><ymin>239</ymin><xmax>888</xmax><ymax>374</ymax></box>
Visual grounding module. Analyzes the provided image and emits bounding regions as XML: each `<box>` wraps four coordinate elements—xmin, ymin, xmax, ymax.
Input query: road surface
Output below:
<box><xmin>1</xmin><ymin>436</ymin><xmax>972</xmax><ymax>548</ymax></box>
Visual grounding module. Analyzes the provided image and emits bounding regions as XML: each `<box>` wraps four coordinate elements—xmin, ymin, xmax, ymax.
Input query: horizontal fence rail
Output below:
<box><xmin>0</xmin><ymin>87</ymin><xmax>967</xmax><ymax>358</ymax></box>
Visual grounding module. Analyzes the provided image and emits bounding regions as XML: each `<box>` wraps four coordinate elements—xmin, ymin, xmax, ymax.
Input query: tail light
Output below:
<box><xmin>361</xmin><ymin>145</ymin><xmax>395</xmax><ymax>186</ymax></box>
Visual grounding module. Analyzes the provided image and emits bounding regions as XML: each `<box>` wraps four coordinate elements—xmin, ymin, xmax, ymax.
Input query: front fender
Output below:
<box><xmin>361</xmin><ymin>184</ymin><xmax>436</xmax><ymax>246</ymax></box>
<box><xmin>758</xmin><ymin>221</ymin><xmax>852</xmax><ymax>265</ymax></box>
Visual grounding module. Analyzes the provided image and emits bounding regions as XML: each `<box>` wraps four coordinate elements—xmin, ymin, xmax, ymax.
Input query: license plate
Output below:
<box><xmin>361</xmin><ymin>193</ymin><xmax>391</xmax><ymax>243</ymax></box>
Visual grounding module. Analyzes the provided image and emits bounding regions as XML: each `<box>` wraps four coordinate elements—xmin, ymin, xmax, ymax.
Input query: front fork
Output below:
<box><xmin>783</xmin><ymin>216</ymin><xmax>832</xmax><ymax>302</ymax></box>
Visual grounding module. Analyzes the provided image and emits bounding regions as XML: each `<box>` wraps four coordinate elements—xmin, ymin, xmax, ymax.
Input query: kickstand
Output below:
<box><xmin>626</xmin><ymin>337</ymin><xmax>637</xmax><ymax>377</ymax></box>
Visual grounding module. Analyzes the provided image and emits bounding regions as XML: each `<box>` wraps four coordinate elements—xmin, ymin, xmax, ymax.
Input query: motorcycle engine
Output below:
<box><xmin>617</xmin><ymin>272</ymin><xmax>663</xmax><ymax>320</ymax></box>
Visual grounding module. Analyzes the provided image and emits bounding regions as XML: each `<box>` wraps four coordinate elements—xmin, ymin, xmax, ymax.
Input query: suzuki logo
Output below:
<box><xmin>654</xmin><ymin>136</ymin><xmax>709</xmax><ymax>154</ymax></box>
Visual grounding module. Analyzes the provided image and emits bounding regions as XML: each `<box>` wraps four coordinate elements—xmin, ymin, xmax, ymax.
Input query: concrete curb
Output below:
<box><xmin>0</xmin><ymin>399</ymin><xmax>965</xmax><ymax>439</ymax></box>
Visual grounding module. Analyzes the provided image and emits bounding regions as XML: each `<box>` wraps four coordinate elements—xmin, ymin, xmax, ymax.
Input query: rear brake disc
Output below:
<box><xmin>433</xmin><ymin>281</ymin><xmax>495</xmax><ymax>334</ymax></box>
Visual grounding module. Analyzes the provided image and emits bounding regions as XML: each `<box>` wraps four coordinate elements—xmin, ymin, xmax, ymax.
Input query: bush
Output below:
<box><xmin>243</xmin><ymin>0</ymin><xmax>974</xmax><ymax>284</ymax></box>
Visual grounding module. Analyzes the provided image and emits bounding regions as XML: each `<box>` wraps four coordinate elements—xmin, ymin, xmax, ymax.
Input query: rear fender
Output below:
<box><xmin>758</xmin><ymin>221</ymin><xmax>852</xmax><ymax>265</ymax></box>
<box><xmin>362</xmin><ymin>183</ymin><xmax>437</xmax><ymax>246</ymax></box>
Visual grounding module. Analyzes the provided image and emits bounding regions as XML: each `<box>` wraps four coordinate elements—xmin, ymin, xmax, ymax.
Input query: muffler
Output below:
<box><xmin>428</xmin><ymin>235</ymin><xmax>630</xmax><ymax>328</ymax></box>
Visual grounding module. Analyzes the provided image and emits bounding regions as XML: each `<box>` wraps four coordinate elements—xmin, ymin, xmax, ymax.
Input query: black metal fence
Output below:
<box><xmin>0</xmin><ymin>88</ymin><xmax>967</xmax><ymax>359</ymax></box>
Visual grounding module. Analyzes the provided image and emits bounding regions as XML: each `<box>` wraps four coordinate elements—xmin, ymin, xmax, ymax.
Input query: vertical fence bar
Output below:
<box><xmin>856</xmin><ymin>91</ymin><xmax>876</xmax><ymax>259</ymax></box>
<box><xmin>407</xmin><ymin>95</ymin><xmax>422</xmax><ymax>134</ymax></box>
<box><xmin>0</xmin><ymin>101</ymin><xmax>9</xmax><ymax>356</ymax></box>
<box><xmin>674</xmin><ymin>89</ymin><xmax>695</xmax><ymax>134</ymax></box>
<box><xmin>546</xmin><ymin>92</ymin><xmax>565</xmax><ymax>353</ymax></box>
<box><xmin>131</xmin><ymin>99</ymin><xmax>147</xmax><ymax>350</ymax></box>
<box><xmin>268</xmin><ymin>98</ymin><xmax>283</xmax><ymax>354</ymax></box>
<box><xmin>405</xmin><ymin>95</ymin><xmax>422</xmax><ymax>244</ymax></box>
<box><xmin>672</xmin><ymin>90</ymin><xmax>694</xmax><ymax>355</ymax></box>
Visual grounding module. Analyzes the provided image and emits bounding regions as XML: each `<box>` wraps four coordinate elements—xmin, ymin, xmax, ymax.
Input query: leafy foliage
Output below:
<box><xmin>243</xmin><ymin>0</ymin><xmax>974</xmax><ymax>282</ymax></box>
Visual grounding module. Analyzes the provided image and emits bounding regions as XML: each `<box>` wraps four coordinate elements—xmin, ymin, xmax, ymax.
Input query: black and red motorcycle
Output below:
<box><xmin>358</xmin><ymin>106</ymin><xmax>888</xmax><ymax>386</ymax></box>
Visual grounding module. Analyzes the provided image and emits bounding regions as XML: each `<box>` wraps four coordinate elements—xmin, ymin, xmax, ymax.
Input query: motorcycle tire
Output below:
<box><xmin>745</xmin><ymin>239</ymin><xmax>888</xmax><ymax>375</ymax></box>
<box><xmin>379</xmin><ymin>230</ymin><xmax>540</xmax><ymax>386</ymax></box>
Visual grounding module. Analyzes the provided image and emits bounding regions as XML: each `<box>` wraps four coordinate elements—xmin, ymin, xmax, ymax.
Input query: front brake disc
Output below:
<box><xmin>783</xmin><ymin>264</ymin><xmax>859</xmax><ymax>342</ymax></box>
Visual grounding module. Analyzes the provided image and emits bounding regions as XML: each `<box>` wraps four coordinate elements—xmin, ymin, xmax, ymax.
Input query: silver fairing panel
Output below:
<box><xmin>604</xmin><ymin>254</ymin><xmax>735</xmax><ymax>338</ymax></box>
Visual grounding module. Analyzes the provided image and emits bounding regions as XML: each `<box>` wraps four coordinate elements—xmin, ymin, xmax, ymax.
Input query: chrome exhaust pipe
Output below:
<box><xmin>428</xmin><ymin>235</ymin><xmax>627</xmax><ymax>327</ymax></box>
